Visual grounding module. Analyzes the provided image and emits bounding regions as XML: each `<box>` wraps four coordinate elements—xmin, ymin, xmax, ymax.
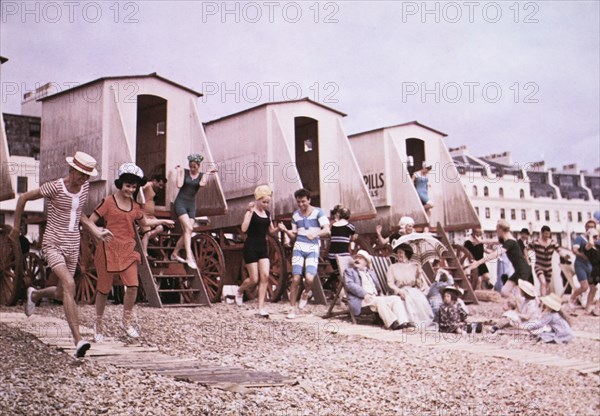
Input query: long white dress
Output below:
<box><xmin>386</xmin><ymin>262</ymin><xmax>434</xmax><ymax>326</ymax></box>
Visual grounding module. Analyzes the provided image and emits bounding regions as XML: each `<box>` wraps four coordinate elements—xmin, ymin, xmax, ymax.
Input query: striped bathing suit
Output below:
<box><xmin>529</xmin><ymin>239</ymin><xmax>560</xmax><ymax>283</ymax></box>
<box><xmin>291</xmin><ymin>207</ymin><xmax>329</xmax><ymax>276</ymax></box>
<box><xmin>40</xmin><ymin>179</ymin><xmax>89</xmax><ymax>274</ymax></box>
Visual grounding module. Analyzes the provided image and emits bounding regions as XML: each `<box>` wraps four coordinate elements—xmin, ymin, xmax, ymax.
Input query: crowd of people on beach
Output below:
<box><xmin>9</xmin><ymin>151</ymin><xmax>599</xmax><ymax>358</ymax></box>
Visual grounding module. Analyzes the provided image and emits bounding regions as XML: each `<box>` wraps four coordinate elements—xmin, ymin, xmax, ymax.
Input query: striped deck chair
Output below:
<box><xmin>371</xmin><ymin>256</ymin><xmax>393</xmax><ymax>295</ymax></box>
<box><xmin>323</xmin><ymin>255</ymin><xmax>389</xmax><ymax>324</ymax></box>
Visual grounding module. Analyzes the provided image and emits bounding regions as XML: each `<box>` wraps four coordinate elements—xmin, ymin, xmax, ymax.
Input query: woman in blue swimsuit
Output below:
<box><xmin>171</xmin><ymin>153</ymin><xmax>217</xmax><ymax>269</ymax></box>
<box><xmin>413</xmin><ymin>162</ymin><xmax>434</xmax><ymax>216</ymax></box>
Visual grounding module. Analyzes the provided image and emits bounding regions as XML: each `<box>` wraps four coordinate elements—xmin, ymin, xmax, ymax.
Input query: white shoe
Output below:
<box><xmin>298</xmin><ymin>290</ymin><xmax>312</xmax><ymax>310</ymax></box>
<box><xmin>170</xmin><ymin>253</ymin><xmax>186</xmax><ymax>263</ymax></box>
<box><xmin>258</xmin><ymin>309</ymin><xmax>269</xmax><ymax>318</ymax></box>
<box><xmin>25</xmin><ymin>287</ymin><xmax>36</xmax><ymax>317</ymax></box>
<box><xmin>120</xmin><ymin>322</ymin><xmax>139</xmax><ymax>338</ymax></box>
<box><xmin>93</xmin><ymin>323</ymin><xmax>104</xmax><ymax>343</ymax></box>
<box><xmin>286</xmin><ymin>311</ymin><xmax>297</xmax><ymax>320</ymax></box>
<box><xmin>74</xmin><ymin>340</ymin><xmax>91</xmax><ymax>358</ymax></box>
<box><xmin>235</xmin><ymin>292</ymin><xmax>244</xmax><ymax>306</ymax></box>
<box><xmin>186</xmin><ymin>258</ymin><xmax>198</xmax><ymax>270</ymax></box>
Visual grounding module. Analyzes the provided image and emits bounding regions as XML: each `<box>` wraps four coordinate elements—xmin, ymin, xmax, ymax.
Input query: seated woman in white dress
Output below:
<box><xmin>386</xmin><ymin>242</ymin><xmax>434</xmax><ymax>326</ymax></box>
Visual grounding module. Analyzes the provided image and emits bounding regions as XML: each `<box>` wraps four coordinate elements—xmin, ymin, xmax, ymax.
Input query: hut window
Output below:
<box><xmin>483</xmin><ymin>186</ymin><xmax>489</xmax><ymax>197</ymax></box>
<box><xmin>519</xmin><ymin>189</ymin><xmax>525</xmax><ymax>199</ymax></box>
<box><xmin>521</xmin><ymin>210</ymin><xmax>526</xmax><ymax>220</ymax></box>
<box><xmin>156</xmin><ymin>121</ymin><xmax>165</xmax><ymax>136</ymax></box>
<box><xmin>472</xmin><ymin>186</ymin><xmax>478</xmax><ymax>197</ymax></box>
<box><xmin>303</xmin><ymin>139</ymin><xmax>313</xmax><ymax>152</ymax></box>
<box><xmin>485</xmin><ymin>208</ymin><xmax>490</xmax><ymax>219</ymax></box>
<box><xmin>499</xmin><ymin>187</ymin><xmax>504</xmax><ymax>198</ymax></box>
<box><xmin>17</xmin><ymin>176</ymin><xmax>28</xmax><ymax>193</ymax></box>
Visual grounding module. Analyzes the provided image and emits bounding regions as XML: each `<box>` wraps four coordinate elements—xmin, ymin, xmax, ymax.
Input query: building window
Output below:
<box><xmin>472</xmin><ymin>186</ymin><xmax>478</xmax><ymax>197</ymax></box>
<box><xmin>475</xmin><ymin>207</ymin><xmax>480</xmax><ymax>216</ymax></box>
<box><xmin>29</xmin><ymin>122</ymin><xmax>41</xmax><ymax>138</ymax></box>
<box><xmin>511</xmin><ymin>209</ymin><xmax>516</xmax><ymax>220</ymax></box>
<box><xmin>521</xmin><ymin>210</ymin><xmax>527</xmax><ymax>220</ymax></box>
<box><xmin>17</xmin><ymin>176</ymin><xmax>28</xmax><ymax>193</ymax></box>
<box><xmin>567</xmin><ymin>211</ymin><xmax>573</xmax><ymax>222</ymax></box>
<box><xmin>535</xmin><ymin>210</ymin><xmax>540</xmax><ymax>221</ymax></box>
<box><xmin>483</xmin><ymin>186</ymin><xmax>489</xmax><ymax>197</ymax></box>
<box><xmin>485</xmin><ymin>208</ymin><xmax>490</xmax><ymax>219</ymax></box>
<box><xmin>500</xmin><ymin>208</ymin><xmax>506</xmax><ymax>219</ymax></box>
<box><xmin>555</xmin><ymin>211</ymin><xmax>560</xmax><ymax>222</ymax></box>
<box><xmin>545</xmin><ymin>210</ymin><xmax>550</xmax><ymax>221</ymax></box>
<box><xmin>577</xmin><ymin>212</ymin><xmax>582</xmax><ymax>222</ymax></box>
<box><xmin>499</xmin><ymin>187</ymin><xmax>504</xmax><ymax>198</ymax></box>
<box><xmin>588</xmin><ymin>212</ymin><xmax>592</xmax><ymax>219</ymax></box>
<box><xmin>519</xmin><ymin>189</ymin><xmax>525</xmax><ymax>199</ymax></box>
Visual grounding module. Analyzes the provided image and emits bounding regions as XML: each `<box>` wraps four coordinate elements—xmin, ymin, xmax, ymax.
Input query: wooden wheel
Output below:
<box><xmin>242</xmin><ymin>234</ymin><xmax>288</xmax><ymax>303</ymax></box>
<box><xmin>0</xmin><ymin>225</ymin><xmax>22</xmax><ymax>306</ymax></box>
<box><xmin>22</xmin><ymin>252</ymin><xmax>45</xmax><ymax>290</ymax></box>
<box><xmin>74</xmin><ymin>229</ymin><xmax>98</xmax><ymax>304</ymax></box>
<box><xmin>192</xmin><ymin>233</ymin><xmax>225</xmax><ymax>303</ymax></box>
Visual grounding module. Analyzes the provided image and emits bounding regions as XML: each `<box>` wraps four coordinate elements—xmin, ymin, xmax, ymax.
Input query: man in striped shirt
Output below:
<box><xmin>278</xmin><ymin>188</ymin><xmax>330</xmax><ymax>319</ymax></box>
<box><xmin>529</xmin><ymin>225</ymin><xmax>564</xmax><ymax>295</ymax></box>
<box><xmin>10</xmin><ymin>151</ymin><xmax>112</xmax><ymax>358</ymax></box>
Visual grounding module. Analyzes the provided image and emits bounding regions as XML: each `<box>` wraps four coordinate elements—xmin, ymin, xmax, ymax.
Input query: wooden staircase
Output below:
<box><xmin>135</xmin><ymin>232</ymin><xmax>211</xmax><ymax>308</ymax></box>
<box><xmin>427</xmin><ymin>222</ymin><xmax>478</xmax><ymax>304</ymax></box>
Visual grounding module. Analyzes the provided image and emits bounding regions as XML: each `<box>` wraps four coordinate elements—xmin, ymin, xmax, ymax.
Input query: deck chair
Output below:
<box><xmin>323</xmin><ymin>255</ymin><xmax>388</xmax><ymax>324</ymax></box>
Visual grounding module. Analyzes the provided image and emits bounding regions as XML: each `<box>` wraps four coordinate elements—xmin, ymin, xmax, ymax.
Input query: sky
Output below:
<box><xmin>1</xmin><ymin>0</ymin><xmax>599</xmax><ymax>171</ymax></box>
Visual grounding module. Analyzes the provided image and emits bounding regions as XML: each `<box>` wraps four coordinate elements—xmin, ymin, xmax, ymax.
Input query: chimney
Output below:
<box><xmin>562</xmin><ymin>163</ymin><xmax>578</xmax><ymax>174</ymax></box>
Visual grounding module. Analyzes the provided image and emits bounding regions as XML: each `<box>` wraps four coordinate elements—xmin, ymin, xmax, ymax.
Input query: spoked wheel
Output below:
<box><xmin>22</xmin><ymin>252</ymin><xmax>46</xmax><ymax>290</ymax></box>
<box><xmin>243</xmin><ymin>235</ymin><xmax>288</xmax><ymax>303</ymax></box>
<box><xmin>192</xmin><ymin>233</ymin><xmax>225</xmax><ymax>303</ymax></box>
<box><xmin>0</xmin><ymin>225</ymin><xmax>22</xmax><ymax>306</ymax></box>
<box><xmin>74</xmin><ymin>229</ymin><xmax>98</xmax><ymax>304</ymax></box>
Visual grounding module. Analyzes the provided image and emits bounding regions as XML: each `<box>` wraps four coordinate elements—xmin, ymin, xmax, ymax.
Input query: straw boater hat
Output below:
<box><xmin>355</xmin><ymin>250</ymin><xmax>372</xmax><ymax>268</ymax></box>
<box><xmin>540</xmin><ymin>293</ymin><xmax>562</xmax><ymax>312</ymax></box>
<box><xmin>518</xmin><ymin>280</ymin><xmax>536</xmax><ymax>298</ymax></box>
<box><xmin>66</xmin><ymin>151</ymin><xmax>98</xmax><ymax>176</ymax></box>
<box><xmin>441</xmin><ymin>286</ymin><xmax>464</xmax><ymax>296</ymax></box>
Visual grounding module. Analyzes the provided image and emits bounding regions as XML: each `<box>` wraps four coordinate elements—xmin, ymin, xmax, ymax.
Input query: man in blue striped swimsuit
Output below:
<box><xmin>278</xmin><ymin>188</ymin><xmax>330</xmax><ymax>319</ymax></box>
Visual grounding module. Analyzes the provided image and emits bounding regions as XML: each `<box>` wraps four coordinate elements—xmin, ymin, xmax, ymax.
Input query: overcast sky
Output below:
<box><xmin>1</xmin><ymin>1</ymin><xmax>598</xmax><ymax>171</ymax></box>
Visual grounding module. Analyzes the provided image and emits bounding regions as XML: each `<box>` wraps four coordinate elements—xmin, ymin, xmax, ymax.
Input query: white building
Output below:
<box><xmin>451</xmin><ymin>146</ymin><xmax>599</xmax><ymax>247</ymax></box>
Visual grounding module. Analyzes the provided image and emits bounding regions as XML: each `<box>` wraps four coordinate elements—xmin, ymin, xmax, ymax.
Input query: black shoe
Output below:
<box><xmin>475</xmin><ymin>323</ymin><xmax>483</xmax><ymax>334</ymax></box>
<box><xmin>390</xmin><ymin>321</ymin><xmax>402</xmax><ymax>330</ymax></box>
<box><xmin>466</xmin><ymin>324</ymin><xmax>473</xmax><ymax>334</ymax></box>
<box><xmin>406</xmin><ymin>322</ymin><xmax>417</xmax><ymax>328</ymax></box>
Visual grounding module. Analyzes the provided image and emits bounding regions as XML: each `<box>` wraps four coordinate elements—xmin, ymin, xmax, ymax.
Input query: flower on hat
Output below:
<box><xmin>187</xmin><ymin>153</ymin><xmax>204</xmax><ymax>164</ymax></box>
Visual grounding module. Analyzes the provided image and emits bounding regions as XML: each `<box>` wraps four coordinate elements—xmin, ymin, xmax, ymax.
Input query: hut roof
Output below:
<box><xmin>348</xmin><ymin>121</ymin><xmax>448</xmax><ymax>138</ymax></box>
<box><xmin>39</xmin><ymin>72</ymin><xmax>202</xmax><ymax>101</ymax></box>
<box><xmin>204</xmin><ymin>97</ymin><xmax>347</xmax><ymax>125</ymax></box>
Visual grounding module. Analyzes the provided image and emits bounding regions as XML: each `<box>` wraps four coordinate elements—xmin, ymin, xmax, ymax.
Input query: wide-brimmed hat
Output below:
<box><xmin>540</xmin><ymin>293</ymin><xmax>562</xmax><ymax>312</ymax></box>
<box><xmin>392</xmin><ymin>242</ymin><xmax>414</xmax><ymax>259</ymax></box>
<box><xmin>399</xmin><ymin>216</ymin><xmax>415</xmax><ymax>227</ymax></box>
<box><xmin>355</xmin><ymin>250</ymin><xmax>372</xmax><ymax>267</ymax></box>
<box><xmin>518</xmin><ymin>279</ymin><xmax>536</xmax><ymax>298</ymax></box>
<box><xmin>66</xmin><ymin>151</ymin><xmax>98</xmax><ymax>176</ymax></box>
<box><xmin>441</xmin><ymin>286</ymin><xmax>464</xmax><ymax>296</ymax></box>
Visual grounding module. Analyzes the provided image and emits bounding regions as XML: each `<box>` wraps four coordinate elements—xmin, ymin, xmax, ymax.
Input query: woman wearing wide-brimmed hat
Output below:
<box><xmin>526</xmin><ymin>293</ymin><xmax>573</xmax><ymax>344</ymax></box>
<box><xmin>386</xmin><ymin>242</ymin><xmax>434</xmax><ymax>326</ymax></box>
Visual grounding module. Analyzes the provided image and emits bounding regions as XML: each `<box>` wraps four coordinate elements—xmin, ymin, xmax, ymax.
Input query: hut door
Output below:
<box><xmin>406</xmin><ymin>138</ymin><xmax>426</xmax><ymax>177</ymax></box>
<box><xmin>294</xmin><ymin>117</ymin><xmax>320</xmax><ymax>207</ymax></box>
<box><xmin>136</xmin><ymin>95</ymin><xmax>167</xmax><ymax>205</ymax></box>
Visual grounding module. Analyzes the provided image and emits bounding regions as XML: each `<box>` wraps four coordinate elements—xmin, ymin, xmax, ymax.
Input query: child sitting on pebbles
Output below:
<box><xmin>493</xmin><ymin>280</ymin><xmax>542</xmax><ymax>332</ymax></box>
<box><xmin>427</xmin><ymin>268</ymin><xmax>454</xmax><ymax>321</ymax></box>
<box><xmin>438</xmin><ymin>286</ymin><xmax>481</xmax><ymax>334</ymax></box>
<box><xmin>526</xmin><ymin>293</ymin><xmax>574</xmax><ymax>344</ymax></box>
